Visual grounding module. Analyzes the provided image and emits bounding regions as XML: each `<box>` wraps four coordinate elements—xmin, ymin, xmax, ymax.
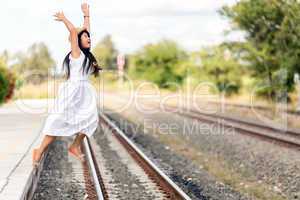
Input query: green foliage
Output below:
<box><xmin>0</xmin><ymin>59</ymin><xmax>10</xmax><ymax>104</ymax></box>
<box><xmin>129</xmin><ymin>39</ymin><xmax>188</xmax><ymax>89</ymax></box>
<box><xmin>197</xmin><ymin>46</ymin><xmax>243</xmax><ymax>96</ymax></box>
<box><xmin>11</xmin><ymin>42</ymin><xmax>55</xmax><ymax>84</ymax></box>
<box><xmin>0</xmin><ymin>50</ymin><xmax>10</xmax><ymax>64</ymax></box>
<box><xmin>220</xmin><ymin>0</ymin><xmax>300</xmax><ymax>101</ymax></box>
<box><xmin>0</xmin><ymin>73</ymin><xmax>8</xmax><ymax>104</ymax></box>
<box><xmin>92</xmin><ymin>35</ymin><xmax>118</xmax><ymax>70</ymax></box>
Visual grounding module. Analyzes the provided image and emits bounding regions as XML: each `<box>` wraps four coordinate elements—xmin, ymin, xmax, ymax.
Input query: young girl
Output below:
<box><xmin>32</xmin><ymin>3</ymin><xmax>102</xmax><ymax>167</ymax></box>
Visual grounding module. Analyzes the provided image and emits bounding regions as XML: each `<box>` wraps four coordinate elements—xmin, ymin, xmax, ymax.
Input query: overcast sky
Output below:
<box><xmin>0</xmin><ymin>0</ymin><xmax>243</xmax><ymax>67</ymax></box>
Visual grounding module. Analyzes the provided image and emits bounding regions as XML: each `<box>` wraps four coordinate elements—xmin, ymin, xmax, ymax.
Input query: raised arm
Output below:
<box><xmin>81</xmin><ymin>3</ymin><xmax>90</xmax><ymax>33</ymax></box>
<box><xmin>53</xmin><ymin>11</ymin><xmax>81</xmax><ymax>58</ymax></box>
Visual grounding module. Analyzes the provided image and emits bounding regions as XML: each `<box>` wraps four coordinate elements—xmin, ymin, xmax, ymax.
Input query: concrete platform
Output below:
<box><xmin>0</xmin><ymin>99</ymin><xmax>52</xmax><ymax>200</ymax></box>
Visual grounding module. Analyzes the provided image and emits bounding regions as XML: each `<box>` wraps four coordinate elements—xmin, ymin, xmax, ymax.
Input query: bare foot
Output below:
<box><xmin>32</xmin><ymin>148</ymin><xmax>42</xmax><ymax>167</ymax></box>
<box><xmin>68</xmin><ymin>144</ymin><xmax>85</xmax><ymax>162</ymax></box>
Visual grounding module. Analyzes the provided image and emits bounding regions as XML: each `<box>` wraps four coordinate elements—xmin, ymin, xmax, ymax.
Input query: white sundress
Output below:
<box><xmin>41</xmin><ymin>50</ymin><xmax>99</xmax><ymax>138</ymax></box>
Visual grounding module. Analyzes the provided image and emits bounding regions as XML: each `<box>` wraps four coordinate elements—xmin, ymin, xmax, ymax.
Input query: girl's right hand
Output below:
<box><xmin>53</xmin><ymin>11</ymin><xmax>66</xmax><ymax>22</ymax></box>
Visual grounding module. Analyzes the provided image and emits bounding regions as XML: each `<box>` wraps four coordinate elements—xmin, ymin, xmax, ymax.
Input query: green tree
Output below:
<box><xmin>92</xmin><ymin>35</ymin><xmax>118</xmax><ymax>70</ymax></box>
<box><xmin>0</xmin><ymin>50</ymin><xmax>10</xmax><ymax>64</ymax></box>
<box><xmin>129</xmin><ymin>39</ymin><xmax>188</xmax><ymax>89</ymax></box>
<box><xmin>220</xmin><ymin>0</ymin><xmax>300</xmax><ymax>101</ymax></box>
<box><xmin>0</xmin><ymin>59</ymin><xmax>10</xmax><ymax>104</ymax></box>
<box><xmin>198</xmin><ymin>45</ymin><xmax>243</xmax><ymax>96</ymax></box>
<box><xmin>11</xmin><ymin>42</ymin><xmax>55</xmax><ymax>84</ymax></box>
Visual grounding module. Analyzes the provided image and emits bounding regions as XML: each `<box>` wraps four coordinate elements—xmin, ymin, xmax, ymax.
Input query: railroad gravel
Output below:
<box><xmin>104</xmin><ymin>109</ymin><xmax>251</xmax><ymax>200</ymax></box>
<box><xmin>32</xmin><ymin>137</ymin><xmax>86</xmax><ymax>200</ymax></box>
<box><xmin>103</xmin><ymin>104</ymin><xmax>300</xmax><ymax>199</ymax></box>
<box><xmin>92</xmin><ymin>124</ymin><xmax>166</xmax><ymax>200</ymax></box>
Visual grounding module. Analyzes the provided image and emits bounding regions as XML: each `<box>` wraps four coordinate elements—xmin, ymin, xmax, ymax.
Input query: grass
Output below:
<box><xmin>13</xmin><ymin>76</ymin><xmax>300</xmax><ymax>107</ymax></box>
<box><xmin>12</xmin><ymin>76</ymin><xmax>300</xmax><ymax>126</ymax></box>
<box><xmin>13</xmin><ymin>81</ymin><xmax>56</xmax><ymax>99</ymax></box>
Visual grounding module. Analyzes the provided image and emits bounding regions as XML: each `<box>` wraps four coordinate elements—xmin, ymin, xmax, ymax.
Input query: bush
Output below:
<box><xmin>0</xmin><ymin>71</ymin><xmax>9</xmax><ymax>105</ymax></box>
<box><xmin>0</xmin><ymin>60</ymin><xmax>16</xmax><ymax>103</ymax></box>
<box><xmin>129</xmin><ymin>39</ymin><xmax>188</xmax><ymax>89</ymax></box>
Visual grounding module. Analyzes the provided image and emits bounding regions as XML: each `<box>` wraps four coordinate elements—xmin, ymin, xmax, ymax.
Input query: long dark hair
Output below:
<box><xmin>62</xmin><ymin>29</ymin><xmax>102</xmax><ymax>80</ymax></box>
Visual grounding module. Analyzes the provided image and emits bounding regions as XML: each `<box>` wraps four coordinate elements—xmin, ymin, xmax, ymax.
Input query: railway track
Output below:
<box><xmin>28</xmin><ymin>137</ymin><xmax>107</xmax><ymax>200</ymax></box>
<box><xmin>199</xmin><ymin>99</ymin><xmax>300</xmax><ymax>116</ymax></box>
<box><xmin>81</xmin><ymin>136</ymin><xmax>107</xmax><ymax>200</ymax></box>
<box><xmin>27</xmin><ymin>112</ymin><xmax>192</xmax><ymax>200</ymax></box>
<box><xmin>163</xmin><ymin>104</ymin><xmax>300</xmax><ymax>151</ymax></box>
<box><xmin>83</xmin><ymin>112</ymin><xmax>193</xmax><ymax>199</ymax></box>
<box><xmin>95</xmin><ymin>113</ymin><xmax>192</xmax><ymax>200</ymax></box>
<box><xmin>100</xmin><ymin>114</ymin><xmax>190</xmax><ymax>200</ymax></box>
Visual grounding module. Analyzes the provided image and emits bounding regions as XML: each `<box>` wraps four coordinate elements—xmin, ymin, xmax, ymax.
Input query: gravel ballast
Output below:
<box><xmin>92</xmin><ymin>123</ymin><xmax>167</xmax><ymax>200</ymax></box>
<box><xmin>102</xmin><ymin>99</ymin><xmax>300</xmax><ymax>200</ymax></box>
<box><xmin>33</xmin><ymin>137</ymin><xmax>86</xmax><ymax>200</ymax></box>
<box><xmin>104</xmin><ymin>108</ymin><xmax>251</xmax><ymax>200</ymax></box>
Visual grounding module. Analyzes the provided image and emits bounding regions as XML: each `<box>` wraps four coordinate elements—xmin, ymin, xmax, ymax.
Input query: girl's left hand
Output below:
<box><xmin>81</xmin><ymin>3</ymin><xmax>90</xmax><ymax>15</ymax></box>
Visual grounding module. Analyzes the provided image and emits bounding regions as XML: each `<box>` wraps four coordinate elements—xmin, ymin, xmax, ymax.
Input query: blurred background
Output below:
<box><xmin>1</xmin><ymin>0</ymin><xmax>244</xmax><ymax>100</ymax></box>
<box><xmin>1</xmin><ymin>0</ymin><xmax>300</xmax><ymax>109</ymax></box>
<box><xmin>1</xmin><ymin>1</ymin><xmax>300</xmax><ymax>199</ymax></box>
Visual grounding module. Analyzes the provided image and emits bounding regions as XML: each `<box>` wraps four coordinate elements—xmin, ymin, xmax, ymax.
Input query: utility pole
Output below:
<box><xmin>117</xmin><ymin>54</ymin><xmax>125</xmax><ymax>85</ymax></box>
<box><xmin>294</xmin><ymin>73</ymin><xmax>300</xmax><ymax>111</ymax></box>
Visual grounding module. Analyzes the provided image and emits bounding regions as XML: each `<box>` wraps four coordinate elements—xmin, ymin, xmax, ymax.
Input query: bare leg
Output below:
<box><xmin>68</xmin><ymin>132</ymin><xmax>86</xmax><ymax>161</ymax></box>
<box><xmin>32</xmin><ymin>135</ymin><xmax>57</xmax><ymax>166</ymax></box>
